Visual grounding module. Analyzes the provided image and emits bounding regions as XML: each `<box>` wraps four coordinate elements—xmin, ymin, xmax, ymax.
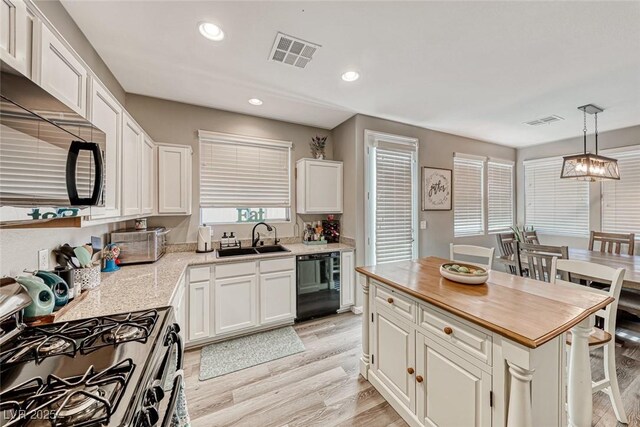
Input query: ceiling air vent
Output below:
<box><xmin>524</xmin><ymin>115</ymin><xmax>565</xmax><ymax>126</ymax></box>
<box><xmin>269</xmin><ymin>32</ymin><xmax>321</xmax><ymax>69</ymax></box>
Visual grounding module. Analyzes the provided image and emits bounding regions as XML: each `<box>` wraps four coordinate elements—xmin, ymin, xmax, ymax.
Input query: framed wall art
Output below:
<box><xmin>422</xmin><ymin>167</ymin><xmax>452</xmax><ymax>211</ymax></box>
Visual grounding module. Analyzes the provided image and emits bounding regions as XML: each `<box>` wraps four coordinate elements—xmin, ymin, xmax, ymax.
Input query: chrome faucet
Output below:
<box><xmin>251</xmin><ymin>222</ymin><xmax>273</xmax><ymax>247</ymax></box>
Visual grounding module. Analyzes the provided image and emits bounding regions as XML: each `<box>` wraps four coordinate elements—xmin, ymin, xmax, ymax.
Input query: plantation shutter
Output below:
<box><xmin>454</xmin><ymin>154</ymin><xmax>485</xmax><ymax>237</ymax></box>
<box><xmin>487</xmin><ymin>160</ymin><xmax>514</xmax><ymax>232</ymax></box>
<box><xmin>198</xmin><ymin>131</ymin><xmax>291</xmax><ymax>208</ymax></box>
<box><xmin>524</xmin><ymin>156</ymin><xmax>589</xmax><ymax>237</ymax></box>
<box><xmin>601</xmin><ymin>147</ymin><xmax>640</xmax><ymax>235</ymax></box>
<box><xmin>373</xmin><ymin>140</ymin><xmax>417</xmax><ymax>264</ymax></box>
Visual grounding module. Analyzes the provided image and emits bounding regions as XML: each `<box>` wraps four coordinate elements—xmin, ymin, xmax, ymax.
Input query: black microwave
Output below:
<box><xmin>0</xmin><ymin>68</ymin><xmax>106</xmax><ymax>223</ymax></box>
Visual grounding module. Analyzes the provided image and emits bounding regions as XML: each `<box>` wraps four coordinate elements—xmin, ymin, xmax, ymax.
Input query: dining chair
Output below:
<box><xmin>550</xmin><ymin>258</ymin><xmax>628</xmax><ymax>424</ymax></box>
<box><xmin>449</xmin><ymin>244</ymin><xmax>495</xmax><ymax>270</ymax></box>
<box><xmin>515</xmin><ymin>242</ymin><xmax>569</xmax><ymax>282</ymax></box>
<box><xmin>496</xmin><ymin>232</ymin><xmax>517</xmax><ymax>274</ymax></box>
<box><xmin>522</xmin><ymin>229</ymin><xmax>540</xmax><ymax>245</ymax></box>
<box><xmin>588</xmin><ymin>231</ymin><xmax>635</xmax><ymax>256</ymax></box>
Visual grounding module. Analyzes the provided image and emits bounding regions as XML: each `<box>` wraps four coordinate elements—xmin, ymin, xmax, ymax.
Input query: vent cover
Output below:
<box><xmin>269</xmin><ymin>32</ymin><xmax>320</xmax><ymax>69</ymax></box>
<box><xmin>524</xmin><ymin>115</ymin><xmax>565</xmax><ymax>126</ymax></box>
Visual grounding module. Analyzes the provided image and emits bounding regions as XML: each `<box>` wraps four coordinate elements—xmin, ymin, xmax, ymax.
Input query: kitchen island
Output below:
<box><xmin>356</xmin><ymin>257</ymin><xmax>613</xmax><ymax>427</ymax></box>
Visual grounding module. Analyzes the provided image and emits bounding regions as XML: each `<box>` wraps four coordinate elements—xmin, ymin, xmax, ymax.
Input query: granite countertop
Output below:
<box><xmin>57</xmin><ymin>243</ymin><xmax>354</xmax><ymax>322</ymax></box>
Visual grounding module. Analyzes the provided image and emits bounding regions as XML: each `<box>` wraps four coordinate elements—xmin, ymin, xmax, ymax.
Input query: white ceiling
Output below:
<box><xmin>60</xmin><ymin>1</ymin><xmax>640</xmax><ymax>147</ymax></box>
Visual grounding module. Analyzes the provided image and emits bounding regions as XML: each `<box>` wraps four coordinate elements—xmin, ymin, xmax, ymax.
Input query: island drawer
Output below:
<box><xmin>418</xmin><ymin>304</ymin><xmax>492</xmax><ymax>366</ymax></box>
<box><xmin>373</xmin><ymin>282</ymin><xmax>416</xmax><ymax>322</ymax></box>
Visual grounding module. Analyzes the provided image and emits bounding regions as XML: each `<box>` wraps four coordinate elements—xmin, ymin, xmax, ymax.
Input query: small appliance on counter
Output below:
<box><xmin>110</xmin><ymin>227</ymin><xmax>170</xmax><ymax>265</ymax></box>
<box><xmin>197</xmin><ymin>225</ymin><xmax>214</xmax><ymax>253</ymax></box>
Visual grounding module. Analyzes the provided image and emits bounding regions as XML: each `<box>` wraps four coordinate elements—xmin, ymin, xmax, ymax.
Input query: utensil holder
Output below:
<box><xmin>72</xmin><ymin>265</ymin><xmax>101</xmax><ymax>290</ymax></box>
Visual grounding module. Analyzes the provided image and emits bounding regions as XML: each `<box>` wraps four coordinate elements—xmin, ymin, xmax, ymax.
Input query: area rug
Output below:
<box><xmin>199</xmin><ymin>326</ymin><xmax>305</xmax><ymax>380</ymax></box>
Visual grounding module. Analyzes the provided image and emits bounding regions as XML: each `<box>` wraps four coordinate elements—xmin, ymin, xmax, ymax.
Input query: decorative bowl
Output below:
<box><xmin>440</xmin><ymin>263</ymin><xmax>489</xmax><ymax>285</ymax></box>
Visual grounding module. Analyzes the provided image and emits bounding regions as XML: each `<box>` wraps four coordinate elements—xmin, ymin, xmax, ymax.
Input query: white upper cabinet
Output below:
<box><xmin>296</xmin><ymin>159</ymin><xmax>343</xmax><ymax>214</ymax></box>
<box><xmin>89</xmin><ymin>79</ymin><xmax>122</xmax><ymax>219</ymax></box>
<box><xmin>121</xmin><ymin>113</ymin><xmax>142</xmax><ymax>216</ymax></box>
<box><xmin>0</xmin><ymin>0</ymin><xmax>34</xmax><ymax>77</ymax></box>
<box><xmin>157</xmin><ymin>144</ymin><xmax>192</xmax><ymax>215</ymax></box>
<box><xmin>36</xmin><ymin>23</ymin><xmax>88</xmax><ymax>117</ymax></box>
<box><xmin>141</xmin><ymin>135</ymin><xmax>154</xmax><ymax>215</ymax></box>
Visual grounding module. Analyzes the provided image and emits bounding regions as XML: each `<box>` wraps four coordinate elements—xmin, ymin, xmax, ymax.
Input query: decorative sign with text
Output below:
<box><xmin>422</xmin><ymin>167</ymin><xmax>452</xmax><ymax>211</ymax></box>
<box><xmin>236</xmin><ymin>208</ymin><xmax>266</xmax><ymax>223</ymax></box>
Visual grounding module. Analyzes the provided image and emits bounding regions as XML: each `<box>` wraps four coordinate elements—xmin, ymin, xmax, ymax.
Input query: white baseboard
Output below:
<box><xmin>351</xmin><ymin>306</ymin><xmax>363</xmax><ymax>314</ymax></box>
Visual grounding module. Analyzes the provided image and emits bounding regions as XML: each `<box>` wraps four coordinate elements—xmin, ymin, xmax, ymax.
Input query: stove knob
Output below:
<box><xmin>141</xmin><ymin>407</ymin><xmax>159</xmax><ymax>427</ymax></box>
<box><xmin>145</xmin><ymin>385</ymin><xmax>165</xmax><ymax>406</ymax></box>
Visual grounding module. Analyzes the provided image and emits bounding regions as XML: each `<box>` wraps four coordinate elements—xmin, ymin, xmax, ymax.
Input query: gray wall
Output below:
<box><xmin>516</xmin><ymin>125</ymin><xmax>640</xmax><ymax>249</ymax></box>
<box><xmin>125</xmin><ymin>94</ymin><xmax>333</xmax><ymax>244</ymax></box>
<box><xmin>34</xmin><ymin>0</ymin><xmax>125</xmax><ymax>104</ymax></box>
<box><xmin>331</xmin><ymin>116</ymin><xmax>357</xmax><ymax>241</ymax></box>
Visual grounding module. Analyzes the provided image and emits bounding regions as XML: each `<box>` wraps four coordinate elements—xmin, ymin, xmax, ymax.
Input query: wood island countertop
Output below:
<box><xmin>356</xmin><ymin>256</ymin><xmax>614</xmax><ymax>349</ymax></box>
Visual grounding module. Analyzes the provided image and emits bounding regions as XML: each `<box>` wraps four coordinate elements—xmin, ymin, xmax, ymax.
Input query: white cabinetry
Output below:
<box><xmin>171</xmin><ymin>273</ymin><xmax>187</xmax><ymax>340</ymax></box>
<box><xmin>187</xmin><ymin>266</ymin><xmax>211</xmax><ymax>342</ymax></box>
<box><xmin>296</xmin><ymin>159</ymin><xmax>343</xmax><ymax>214</ymax></box>
<box><xmin>141</xmin><ymin>135</ymin><xmax>154</xmax><ymax>215</ymax></box>
<box><xmin>214</xmin><ymin>275</ymin><xmax>258</xmax><ymax>335</ymax></box>
<box><xmin>37</xmin><ymin>23</ymin><xmax>88</xmax><ymax>116</ymax></box>
<box><xmin>340</xmin><ymin>250</ymin><xmax>355</xmax><ymax>307</ymax></box>
<box><xmin>89</xmin><ymin>79</ymin><xmax>122</xmax><ymax>219</ymax></box>
<box><xmin>0</xmin><ymin>0</ymin><xmax>33</xmax><ymax>77</ymax></box>
<box><xmin>259</xmin><ymin>258</ymin><xmax>296</xmax><ymax>325</ymax></box>
<box><xmin>157</xmin><ymin>145</ymin><xmax>192</xmax><ymax>215</ymax></box>
<box><xmin>121</xmin><ymin>114</ymin><xmax>142</xmax><ymax>216</ymax></box>
<box><xmin>368</xmin><ymin>282</ymin><xmax>494</xmax><ymax>427</ymax></box>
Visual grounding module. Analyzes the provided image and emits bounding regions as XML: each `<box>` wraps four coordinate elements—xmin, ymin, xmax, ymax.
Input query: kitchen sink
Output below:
<box><xmin>255</xmin><ymin>245</ymin><xmax>291</xmax><ymax>254</ymax></box>
<box><xmin>216</xmin><ymin>247</ymin><xmax>259</xmax><ymax>258</ymax></box>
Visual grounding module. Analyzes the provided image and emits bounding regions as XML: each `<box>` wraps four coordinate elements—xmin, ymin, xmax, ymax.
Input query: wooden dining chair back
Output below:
<box><xmin>515</xmin><ymin>242</ymin><xmax>568</xmax><ymax>282</ymax></box>
<box><xmin>496</xmin><ymin>232</ymin><xmax>517</xmax><ymax>274</ymax></box>
<box><xmin>588</xmin><ymin>231</ymin><xmax>635</xmax><ymax>255</ymax></box>
<box><xmin>449</xmin><ymin>244</ymin><xmax>495</xmax><ymax>270</ymax></box>
<box><xmin>523</xmin><ymin>230</ymin><xmax>540</xmax><ymax>245</ymax></box>
<box><xmin>550</xmin><ymin>258</ymin><xmax>627</xmax><ymax>424</ymax></box>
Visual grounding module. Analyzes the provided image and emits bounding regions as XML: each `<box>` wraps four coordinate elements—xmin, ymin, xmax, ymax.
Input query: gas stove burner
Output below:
<box><xmin>0</xmin><ymin>359</ymin><xmax>135</xmax><ymax>427</ymax></box>
<box><xmin>104</xmin><ymin>324</ymin><xmax>146</xmax><ymax>344</ymax></box>
<box><xmin>37</xmin><ymin>336</ymin><xmax>72</xmax><ymax>355</ymax></box>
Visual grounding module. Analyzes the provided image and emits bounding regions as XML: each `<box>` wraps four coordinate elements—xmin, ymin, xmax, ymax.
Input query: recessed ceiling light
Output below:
<box><xmin>341</xmin><ymin>71</ymin><xmax>360</xmax><ymax>82</ymax></box>
<box><xmin>198</xmin><ymin>22</ymin><xmax>224</xmax><ymax>41</ymax></box>
<box><xmin>248</xmin><ymin>98</ymin><xmax>263</xmax><ymax>106</ymax></box>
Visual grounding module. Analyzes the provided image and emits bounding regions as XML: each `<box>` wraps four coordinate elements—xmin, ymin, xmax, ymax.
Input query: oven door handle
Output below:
<box><xmin>161</xmin><ymin>372</ymin><xmax>183</xmax><ymax>427</ymax></box>
<box><xmin>165</xmin><ymin>324</ymin><xmax>183</xmax><ymax>370</ymax></box>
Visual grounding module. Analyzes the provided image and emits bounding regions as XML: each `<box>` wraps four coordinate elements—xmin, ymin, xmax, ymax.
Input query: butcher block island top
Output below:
<box><xmin>356</xmin><ymin>256</ymin><xmax>614</xmax><ymax>349</ymax></box>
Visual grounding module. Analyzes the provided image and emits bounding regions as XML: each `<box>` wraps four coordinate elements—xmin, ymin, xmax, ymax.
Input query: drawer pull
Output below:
<box><xmin>407</xmin><ymin>367</ymin><xmax>414</xmax><ymax>375</ymax></box>
<box><xmin>443</xmin><ymin>326</ymin><xmax>454</xmax><ymax>335</ymax></box>
<box><xmin>387</xmin><ymin>297</ymin><xmax>394</xmax><ymax>304</ymax></box>
<box><xmin>416</xmin><ymin>375</ymin><xmax>424</xmax><ymax>383</ymax></box>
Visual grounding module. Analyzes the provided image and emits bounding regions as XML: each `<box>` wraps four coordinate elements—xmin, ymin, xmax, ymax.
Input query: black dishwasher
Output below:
<box><xmin>296</xmin><ymin>252</ymin><xmax>341</xmax><ymax>321</ymax></box>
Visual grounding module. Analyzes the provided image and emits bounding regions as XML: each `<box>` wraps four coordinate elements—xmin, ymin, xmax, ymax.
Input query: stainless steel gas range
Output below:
<box><xmin>0</xmin><ymin>280</ymin><xmax>184</xmax><ymax>427</ymax></box>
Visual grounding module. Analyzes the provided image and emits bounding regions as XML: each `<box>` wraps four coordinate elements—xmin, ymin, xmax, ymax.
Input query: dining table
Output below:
<box><xmin>495</xmin><ymin>248</ymin><xmax>640</xmax><ymax>290</ymax></box>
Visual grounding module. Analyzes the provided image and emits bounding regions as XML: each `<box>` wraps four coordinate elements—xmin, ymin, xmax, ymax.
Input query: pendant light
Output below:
<box><xmin>561</xmin><ymin>104</ymin><xmax>620</xmax><ymax>181</ymax></box>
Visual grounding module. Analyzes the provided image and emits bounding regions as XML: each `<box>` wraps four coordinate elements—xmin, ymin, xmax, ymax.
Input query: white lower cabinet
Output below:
<box><xmin>340</xmin><ymin>250</ymin><xmax>355</xmax><ymax>307</ymax></box>
<box><xmin>188</xmin><ymin>280</ymin><xmax>211</xmax><ymax>341</ymax></box>
<box><xmin>260</xmin><ymin>270</ymin><xmax>296</xmax><ymax>325</ymax></box>
<box><xmin>370</xmin><ymin>283</ymin><xmax>493</xmax><ymax>427</ymax></box>
<box><xmin>214</xmin><ymin>274</ymin><xmax>258</xmax><ymax>335</ymax></box>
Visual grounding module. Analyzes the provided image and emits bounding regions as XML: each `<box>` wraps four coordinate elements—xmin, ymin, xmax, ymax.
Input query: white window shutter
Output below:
<box><xmin>524</xmin><ymin>157</ymin><xmax>589</xmax><ymax>237</ymax></box>
<box><xmin>601</xmin><ymin>147</ymin><xmax>640</xmax><ymax>235</ymax></box>
<box><xmin>199</xmin><ymin>132</ymin><xmax>291</xmax><ymax>208</ymax></box>
<box><xmin>454</xmin><ymin>156</ymin><xmax>485</xmax><ymax>237</ymax></box>
<box><xmin>374</xmin><ymin>144</ymin><xmax>416</xmax><ymax>264</ymax></box>
<box><xmin>487</xmin><ymin>160</ymin><xmax>514</xmax><ymax>232</ymax></box>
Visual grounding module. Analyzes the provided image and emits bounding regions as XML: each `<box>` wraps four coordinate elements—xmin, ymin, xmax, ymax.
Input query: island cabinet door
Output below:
<box><xmin>416</xmin><ymin>333</ymin><xmax>492</xmax><ymax>427</ymax></box>
<box><xmin>372</xmin><ymin>308</ymin><xmax>416</xmax><ymax>413</ymax></box>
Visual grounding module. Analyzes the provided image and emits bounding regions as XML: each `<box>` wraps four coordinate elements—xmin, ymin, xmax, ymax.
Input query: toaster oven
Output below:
<box><xmin>110</xmin><ymin>227</ymin><xmax>170</xmax><ymax>264</ymax></box>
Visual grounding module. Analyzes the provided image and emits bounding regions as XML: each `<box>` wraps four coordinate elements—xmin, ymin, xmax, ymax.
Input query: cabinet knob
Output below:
<box><xmin>443</xmin><ymin>326</ymin><xmax>453</xmax><ymax>335</ymax></box>
<box><xmin>387</xmin><ymin>297</ymin><xmax>394</xmax><ymax>304</ymax></box>
<box><xmin>407</xmin><ymin>367</ymin><xmax>414</xmax><ymax>375</ymax></box>
<box><xmin>416</xmin><ymin>375</ymin><xmax>424</xmax><ymax>383</ymax></box>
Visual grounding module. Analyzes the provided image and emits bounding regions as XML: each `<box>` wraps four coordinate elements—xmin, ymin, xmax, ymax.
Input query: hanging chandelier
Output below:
<box><xmin>560</xmin><ymin>104</ymin><xmax>620</xmax><ymax>181</ymax></box>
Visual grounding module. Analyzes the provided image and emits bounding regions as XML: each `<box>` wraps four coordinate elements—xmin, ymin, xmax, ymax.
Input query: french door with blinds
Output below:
<box><xmin>365</xmin><ymin>130</ymin><xmax>419</xmax><ymax>265</ymax></box>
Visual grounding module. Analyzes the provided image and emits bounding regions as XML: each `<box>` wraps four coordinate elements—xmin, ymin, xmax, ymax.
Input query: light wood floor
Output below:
<box><xmin>183</xmin><ymin>313</ymin><xmax>640</xmax><ymax>427</ymax></box>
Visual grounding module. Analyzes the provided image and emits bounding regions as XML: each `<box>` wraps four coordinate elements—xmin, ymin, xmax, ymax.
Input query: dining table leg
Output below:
<box><xmin>567</xmin><ymin>315</ymin><xmax>594</xmax><ymax>427</ymax></box>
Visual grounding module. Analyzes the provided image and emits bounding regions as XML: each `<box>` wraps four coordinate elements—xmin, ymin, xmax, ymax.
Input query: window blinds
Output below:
<box><xmin>454</xmin><ymin>155</ymin><xmax>485</xmax><ymax>237</ymax></box>
<box><xmin>601</xmin><ymin>147</ymin><xmax>640</xmax><ymax>235</ymax></box>
<box><xmin>487</xmin><ymin>160</ymin><xmax>514</xmax><ymax>232</ymax></box>
<box><xmin>524</xmin><ymin>157</ymin><xmax>589</xmax><ymax>237</ymax></box>
<box><xmin>199</xmin><ymin>131</ymin><xmax>291</xmax><ymax>208</ymax></box>
<box><xmin>374</xmin><ymin>144</ymin><xmax>416</xmax><ymax>264</ymax></box>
